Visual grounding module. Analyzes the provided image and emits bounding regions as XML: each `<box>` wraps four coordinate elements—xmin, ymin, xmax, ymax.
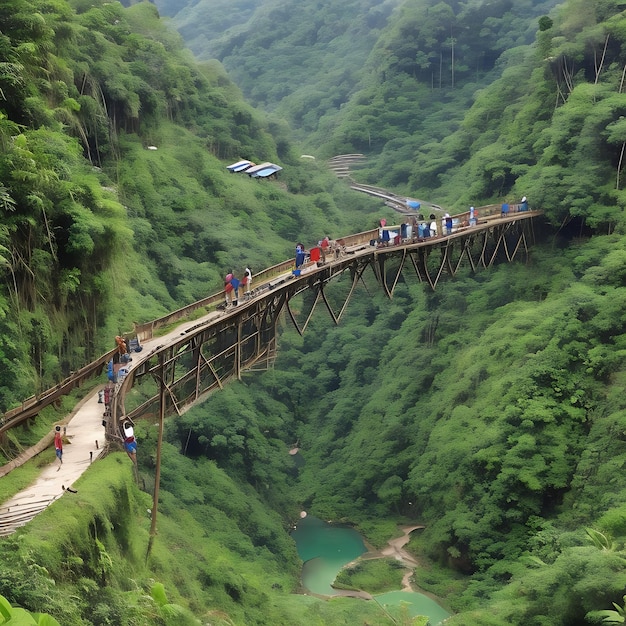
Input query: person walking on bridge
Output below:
<box><xmin>113</xmin><ymin>335</ymin><xmax>128</xmax><ymax>378</ymax></box>
<box><xmin>224</xmin><ymin>273</ymin><xmax>240</xmax><ymax>306</ymax></box>
<box><xmin>429</xmin><ymin>214</ymin><xmax>438</xmax><ymax>238</ymax></box>
<box><xmin>319</xmin><ymin>237</ymin><xmax>330</xmax><ymax>264</ymax></box>
<box><xmin>295</xmin><ymin>244</ymin><xmax>306</xmax><ymax>269</ymax></box>
<box><xmin>242</xmin><ymin>267</ymin><xmax>252</xmax><ymax>299</ymax></box>
<box><xmin>520</xmin><ymin>196</ymin><xmax>528</xmax><ymax>211</ymax></box>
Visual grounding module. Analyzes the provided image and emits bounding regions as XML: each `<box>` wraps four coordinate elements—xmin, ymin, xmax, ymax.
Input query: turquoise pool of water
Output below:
<box><xmin>291</xmin><ymin>516</ymin><xmax>367</xmax><ymax>595</ymax></box>
<box><xmin>374</xmin><ymin>590</ymin><xmax>450</xmax><ymax>624</ymax></box>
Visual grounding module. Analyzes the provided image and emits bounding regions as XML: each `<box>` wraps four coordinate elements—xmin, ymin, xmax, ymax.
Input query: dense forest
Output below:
<box><xmin>4</xmin><ymin>0</ymin><xmax>626</xmax><ymax>624</ymax></box>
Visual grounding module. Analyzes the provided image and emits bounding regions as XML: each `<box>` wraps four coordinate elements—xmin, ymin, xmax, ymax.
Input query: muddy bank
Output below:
<box><xmin>335</xmin><ymin>524</ymin><xmax>425</xmax><ymax>594</ymax></box>
<box><xmin>369</xmin><ymin>525</ymin><xmax>424</xmax><ymax>591</ymax></box>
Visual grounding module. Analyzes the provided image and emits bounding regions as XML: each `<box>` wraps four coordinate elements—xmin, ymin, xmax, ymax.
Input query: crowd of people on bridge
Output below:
<box><xmin>218</xmin><ymin>197</ymin><xmax>531</xmax><ymax>304</ymax></box>
<box><xmin>377</xmin><ymin>196</ymin><xmax>529</xmax><ymax>248</ymax></box>
<box><xmin>224</xmin><ymin>267</ymin><xmax>253</xmax><ymax>307</ymax></box>
<box><xmin>292</xmin><ymin>237</ymin><xmax>347</xmax><ymax>274</ymax></box>
<box><xmin>377</xmin><ymin>213</ymin><xmax>455</xmax><ymax>246</ymax></box>
<box><xmin>94</xmin><ymin>334</ymin><xmax>144</xmax><ymax>463</ymax></box>
<box><xmin>501</xmin><ymin>196</ymin><xmax>528</xmax><ymax>217</ymax></box>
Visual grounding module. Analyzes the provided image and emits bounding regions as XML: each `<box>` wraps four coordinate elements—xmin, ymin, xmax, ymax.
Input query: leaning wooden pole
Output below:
<box><xmin>146</xmin><ymin>352</ymin><xmax>166</xmax><ymax>561</ymax></box>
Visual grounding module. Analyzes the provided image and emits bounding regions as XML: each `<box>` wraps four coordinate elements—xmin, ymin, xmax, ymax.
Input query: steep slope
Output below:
<box><xmin>154</xmin><ymin>0</ymin><xmax>403</xmax><ymax>137</ymax></box>
<box><xmin>319</xmin><ymin>0</ymin><xmax>626</xmax><ymax>225</ymax></box>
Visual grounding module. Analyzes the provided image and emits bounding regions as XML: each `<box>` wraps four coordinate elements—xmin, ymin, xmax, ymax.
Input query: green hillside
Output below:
<box><xmin>156</xmin><ymin>0</ymin><xmax>403</xmax><ymax>133</ymax></box>
<box><xmin>3</xmin><ymin>0</ymin><xmax>626</xmax><ymax>625</ymax></box>
<box><xmin>0</xmin><ymin>0</ymin><xmax>381</xmax><ymax>408</ymax></box>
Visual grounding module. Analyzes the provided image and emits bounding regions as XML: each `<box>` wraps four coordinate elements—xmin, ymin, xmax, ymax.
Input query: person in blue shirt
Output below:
<box><xmin>229</xmin><ymin>275</ymin><xmax>240</xmax><ymax>305</ymax></box>
<box><xmin>295</xmin><ymin>244</ymin><xmax>306</xmax><ymax>269</ymax></box>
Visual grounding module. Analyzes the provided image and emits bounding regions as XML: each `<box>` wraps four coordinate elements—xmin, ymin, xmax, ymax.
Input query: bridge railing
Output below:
<box><xmin>456</xmin><ymin>203</ymin><xmax>529</xmax><ymax>223</ymax></box>
<box><xmin>132</xmin><ymin>260</ymin><xmax>297</xmax><ymax>342</ymax></box>
<box><xmin>0</xmin><ymin>350</ymin><xmax>114</xmax><ymax>435</ymax></box>
<box><xmin>133</xmin><ymin>227</ymin><xmax>383</xmax><ymax>342</ymax></box>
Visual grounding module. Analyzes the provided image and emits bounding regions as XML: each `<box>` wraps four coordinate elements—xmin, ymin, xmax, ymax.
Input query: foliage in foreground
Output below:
<box><xmin>0</xmin><ymin>593</ymin><xmax>61</xmax><ymax>626</ymax></box>
<box><xmin>0</xmin><ymin>448</ymin><xmax>438</xmax><ymax>625</ymax></box>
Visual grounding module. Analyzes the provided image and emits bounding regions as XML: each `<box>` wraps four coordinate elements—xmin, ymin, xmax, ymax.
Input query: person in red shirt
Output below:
<box><xmin>320</xmin><ymin>237</ymin><xmax>330</xmax><ymax>264</ymax></box>
<box><xmin>224</xmin><ymin>273</ymin><xmax>240</xmax><ymax>306</ymax></box>
<box><xmin>54</xmin><ymin>425</ymin><xmax>63</xmax><ymax>470</ymax></box>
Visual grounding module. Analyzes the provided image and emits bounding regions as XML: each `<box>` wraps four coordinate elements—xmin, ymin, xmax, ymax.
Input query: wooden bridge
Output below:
<box><xmin>108</xmin><ymin>208</ymin><xmax>542</xmax><ymax>440</ymax></box>
<box><xmin>0</xmin><ymin>206</ymin><xmax>543</xmax><ymax>453</ymax></box>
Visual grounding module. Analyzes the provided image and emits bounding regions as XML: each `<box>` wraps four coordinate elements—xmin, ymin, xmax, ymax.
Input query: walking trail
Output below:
<box><xmin>379</xmin><ymin>525</ymin><xmax>425</xmax><ymax>591</ymax></box>
<box><xmin>332</xmin><ymin>525</ymin><xmax>425</xmax><ymax>599</ymax></box>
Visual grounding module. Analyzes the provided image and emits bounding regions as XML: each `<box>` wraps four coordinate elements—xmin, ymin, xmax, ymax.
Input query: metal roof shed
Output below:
<box><xmin>246</xmin><ymin>162</ymin><xmax>282</xmax><ymax>178</ymax></box>
<box><xmin>226</xmin><ymin>160</ymin><xmax>255</xmax><ymax>172</ymax></box>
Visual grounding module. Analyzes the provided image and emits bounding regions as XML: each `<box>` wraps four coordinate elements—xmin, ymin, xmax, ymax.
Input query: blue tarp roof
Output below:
<box><xmin>251</xmin><ymin>166</ymin><xmax>283</xmax><ymax>178</ymax></box>
<box><xmin>247</xmin><ymin>162</ymin><xmax>282</xmax><ymax>177</ymax></box>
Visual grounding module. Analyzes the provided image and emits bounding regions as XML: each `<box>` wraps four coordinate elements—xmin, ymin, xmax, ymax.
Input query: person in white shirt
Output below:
<box><xmin>429</xmin><ymin>214</ymin><xmax>438</xmax><ymax>237</ymax></box>
<box><xmin>243</xmin><ymin>267</ymin><xmax>252</xmax><ymax>299</ymax></box>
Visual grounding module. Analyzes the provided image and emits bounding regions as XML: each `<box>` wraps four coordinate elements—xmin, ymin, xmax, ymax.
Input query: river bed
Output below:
<box><xmin>291</xmin><ymin>515</ymin><xmax>451</xmax><ymax>624</ymax></box>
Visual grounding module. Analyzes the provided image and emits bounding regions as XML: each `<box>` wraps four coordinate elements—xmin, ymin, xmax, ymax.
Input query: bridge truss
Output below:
<box><xmin>110</xmin><ymin>214</ymin><xmax>538</xmax><ymax>435</ymax></box>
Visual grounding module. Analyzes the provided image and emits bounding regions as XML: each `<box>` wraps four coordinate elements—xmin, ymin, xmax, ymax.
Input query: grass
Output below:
<box><xmin>335</xmin><ymin>558</ymin><xmax>406</xmax><ymax>594</ymax></box>
<box><xmin>357</xmin><ymin>517</ymin><xmax>414</xmax><ymax>549</ymax></box>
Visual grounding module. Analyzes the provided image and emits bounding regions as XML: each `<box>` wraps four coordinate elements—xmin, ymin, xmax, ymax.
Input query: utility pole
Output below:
<box><xmin>146</xmin><ymin>351</ymin><xmax>165</xmax><ymax>561</ymax></box>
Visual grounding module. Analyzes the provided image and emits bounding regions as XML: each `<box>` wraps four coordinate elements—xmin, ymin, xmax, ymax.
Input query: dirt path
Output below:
<box><xmin>336</xmin><ymin>525</ymin><xmax>425</xmax><ymax>595</ymax></box>
<box><xmin>361</xmin><ymin>524</ymin><xmax>425</xmax><ymax>592</ymax></box>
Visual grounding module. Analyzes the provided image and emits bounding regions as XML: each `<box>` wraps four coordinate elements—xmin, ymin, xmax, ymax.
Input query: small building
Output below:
<box><xmin>246</xmin><ymin>162</ymin><xmax>283</xmax><ymax>179</ymax></box>
<box><xmin>226</xmin><ymin>159</ymin><xmax>255</xmax><ymax>172</ymax></box>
